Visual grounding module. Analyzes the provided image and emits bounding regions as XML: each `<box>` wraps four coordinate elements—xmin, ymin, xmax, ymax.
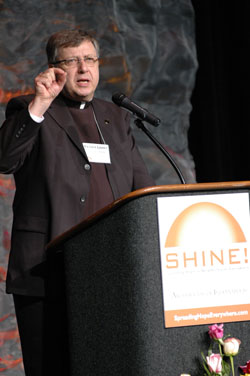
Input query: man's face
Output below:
<box><xmin>57</xmin><ymin>40</ymin><xmax>99</xmax><ymax>102</ymax></box>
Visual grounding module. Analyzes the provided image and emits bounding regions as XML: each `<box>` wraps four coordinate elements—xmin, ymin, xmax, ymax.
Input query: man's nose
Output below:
<box><xmin>78</xmin><ymin>58</ymin><xmax>88</xmax><ymax>71</ymax></box>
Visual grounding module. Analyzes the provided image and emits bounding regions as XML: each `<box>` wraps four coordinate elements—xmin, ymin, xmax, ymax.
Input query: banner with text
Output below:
<box><xmin>157</xmin><ymin>192</ymin><xmax>250</xmax><ymax>327</ymax></box>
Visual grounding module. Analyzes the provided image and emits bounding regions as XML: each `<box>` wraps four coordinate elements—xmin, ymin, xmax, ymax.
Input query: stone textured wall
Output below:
<box><xmin>0</xmin><ymin>0</ymin><xmax>197</xmax><ymax>374</ymax></box>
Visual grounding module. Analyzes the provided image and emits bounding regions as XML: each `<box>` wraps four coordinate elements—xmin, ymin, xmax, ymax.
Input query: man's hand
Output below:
<box><xmin>29</xmin><ymin>67</ymin><xmax>67</xmax><ymax>118</ymax></box>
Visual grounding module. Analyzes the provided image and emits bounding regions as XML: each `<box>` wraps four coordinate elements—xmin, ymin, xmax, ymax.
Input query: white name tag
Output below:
<box><xmin>82</xmin><ymin>143</ymin><xmax>111</xmax><ymax>164</ymax></box>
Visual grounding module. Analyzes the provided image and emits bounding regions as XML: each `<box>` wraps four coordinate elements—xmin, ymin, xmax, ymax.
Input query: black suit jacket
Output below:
<box><xmin>0</xmin><ymin>94</ymin><xmax>154</xmax><ymax>296</ymax></box>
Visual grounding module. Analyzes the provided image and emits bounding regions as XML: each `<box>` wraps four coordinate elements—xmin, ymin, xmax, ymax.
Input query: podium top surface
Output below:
<box><xmin>46</xmin><ymin>181</ymin><xmax>250</xmax><ymax>251</ymax></box>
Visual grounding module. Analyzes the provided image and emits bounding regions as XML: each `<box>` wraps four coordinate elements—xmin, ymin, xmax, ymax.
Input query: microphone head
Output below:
<box><xmin>112</xmin><ymin>92</ymin><xmax>126</xmax><ymax>106</ymax></box>
<box><xmin>112</xmin><ymin>92</ymin><xmax>161</xmax><ymax>127</ymax></box>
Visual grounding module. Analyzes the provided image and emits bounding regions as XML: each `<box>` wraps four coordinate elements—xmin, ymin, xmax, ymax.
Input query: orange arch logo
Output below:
<box><xmin>165</xmin><ymin>202</ymin><xmax>246</xmax><ymax>247</ymax></box>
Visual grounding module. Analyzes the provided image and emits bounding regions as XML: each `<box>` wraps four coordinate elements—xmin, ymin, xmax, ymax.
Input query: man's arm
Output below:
<box><xmin>0</xmin><ymin>67</ymin><xmax>67</xmax><ymax>173</ymax></box>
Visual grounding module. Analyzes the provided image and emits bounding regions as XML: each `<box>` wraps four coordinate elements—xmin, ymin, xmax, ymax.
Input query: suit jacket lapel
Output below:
<box><xmin>91</xmin><ymin>98</ymin><xmax>123</xmax><ymax>199</ymax></box>
<box><xmin>47</xmin><ymin>96</ymin><xmax>88</xmax><ymax>159</ymax></box>
<box><xmin>91</xmin><ymin>98</ymin><xmax>114</xmax><ymax>146</ymax></box>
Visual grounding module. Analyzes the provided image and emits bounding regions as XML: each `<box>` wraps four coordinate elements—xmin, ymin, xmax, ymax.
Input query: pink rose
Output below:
<box><xmin>208</xmin><ymin>324</ymin><xmax>224</xmax><ymax>340</ymax></box>
<box><xmin>206</xmin><ymin>353</ymin><xmax>222</xmax><ymax>374</ymax></box>
<box><xmin>223</xmin><ymin>337</ymin><xmax>241</xmax><ymax>356</ymax></box>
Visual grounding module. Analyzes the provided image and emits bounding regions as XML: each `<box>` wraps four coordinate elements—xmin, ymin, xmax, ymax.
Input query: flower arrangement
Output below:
<box><xmin>200</xmin><ymin>323</ymin><xmax>249</xmax><ymax>376</ymax></box>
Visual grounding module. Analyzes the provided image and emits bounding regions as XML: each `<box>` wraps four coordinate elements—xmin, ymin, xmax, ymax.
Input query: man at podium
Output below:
<box><xmin>0</xmin><ymin>29</ymin><xmax>155</xmax><ymax>376</ymax></box>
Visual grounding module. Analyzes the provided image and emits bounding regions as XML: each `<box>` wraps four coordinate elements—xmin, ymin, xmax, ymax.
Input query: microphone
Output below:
<box><xmin>112</xmin><ymin>92</ymin><xmax>186</xmax><ymax>184</ymax></box>
<box><xmin>112</xmin><ymin>92</ymin><xmax>161</xmax><ymax>127</ymax></box>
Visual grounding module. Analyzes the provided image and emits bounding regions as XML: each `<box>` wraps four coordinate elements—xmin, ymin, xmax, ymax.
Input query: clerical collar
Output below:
<box><xmin>61</xmin><ymin>95</ymin><xmax>92</xmax><ymax>109</ymax></box>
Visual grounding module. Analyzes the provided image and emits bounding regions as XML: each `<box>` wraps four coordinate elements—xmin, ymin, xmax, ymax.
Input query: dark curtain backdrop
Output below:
<box><xmin>189</xmin><ymin>0</ymin><xmax>250</xmax><ymax>183</ymax></box>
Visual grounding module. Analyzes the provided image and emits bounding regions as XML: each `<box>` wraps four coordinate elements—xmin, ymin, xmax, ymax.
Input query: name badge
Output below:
<box><xmin>82</xmin><ymin>143</ymin><xmax>111</xmax><ymax>164</ymax></box>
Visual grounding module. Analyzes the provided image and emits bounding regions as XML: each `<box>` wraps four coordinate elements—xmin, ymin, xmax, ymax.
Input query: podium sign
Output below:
<box><xmin>157</xmin><ymin>191</ymin><xmax>250</xmax><ymax>328</ymax></box>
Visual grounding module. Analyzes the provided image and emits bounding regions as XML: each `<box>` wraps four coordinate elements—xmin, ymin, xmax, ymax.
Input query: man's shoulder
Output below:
<box><xmin>93</xmin><ymin>97</ymin><xmax>114</xmax><ymax>107</ymax></box>
<box><xmin>7</xmin><ymin>93</ymin><xmax>34</xmax><ymax>108</ymax></box>
<box><xmin>10</xmin><ymin>93</ymin><xmax>34</xmax><ymax>102</ymax></box>
<box><xmin>5</xmin><ymin>94</ymin><xmax>35</xmax><ymax>117</ymax></box>
<box><xmin>92</xmin><ymin>96</ymin><xmax>127</xmax><ymax>116</ymax></box>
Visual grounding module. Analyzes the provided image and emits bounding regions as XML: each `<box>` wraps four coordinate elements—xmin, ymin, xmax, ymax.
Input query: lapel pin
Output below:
<box><xmin>104</xmin><ymin>119</ymin><xmax>110</xmax><ymax>125</ymax></box>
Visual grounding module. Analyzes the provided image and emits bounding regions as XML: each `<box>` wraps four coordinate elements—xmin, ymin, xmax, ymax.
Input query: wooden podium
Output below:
<box><xmin>47</xmin><ymin>182</ymin><xmax>250</xmax><ymax>376</ymax></box>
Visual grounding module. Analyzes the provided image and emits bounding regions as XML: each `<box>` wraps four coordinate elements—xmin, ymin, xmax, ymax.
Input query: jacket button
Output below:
<box><xmin>80</xmin><ymin>196</ymin><xmax>85</xmax><ymax>203</ymax></box>
<box><xmin>84</xmin><ymin>163</ymin><xmax>91</xmax><ymax>171</ymax></box>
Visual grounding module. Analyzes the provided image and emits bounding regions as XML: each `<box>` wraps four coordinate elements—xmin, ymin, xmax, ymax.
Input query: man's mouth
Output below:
<box><xmin>77</xmin><ymin>78</ymin><xmax>90</xmax><ymax>84</ymax></box>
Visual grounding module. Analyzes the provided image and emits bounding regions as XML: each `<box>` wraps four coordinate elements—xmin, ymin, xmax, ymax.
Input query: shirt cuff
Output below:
<box><xmin>29</xmin><ymin>111</ymin><xmax>44</xmax><ymax>123</ymax></box>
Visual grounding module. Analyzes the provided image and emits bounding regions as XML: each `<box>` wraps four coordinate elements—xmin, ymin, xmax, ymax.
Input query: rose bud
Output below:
<box><xmin>206</xmin><ymin>353</ymin><xmax>222</xmax><ymax>373</ymax></box>
<box><xmin>208</xmin><ymin>324</ymin><xmax>224</xmax><ymax>340</ymax></box>
<box><xmin>223</xmin><ymin>337</ymin><xmax>241</xmax><ymax>356</ymax></box>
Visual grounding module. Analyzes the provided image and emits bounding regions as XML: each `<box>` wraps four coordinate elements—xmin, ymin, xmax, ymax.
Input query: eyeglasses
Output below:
<box><xmin>52</xmin><ymin>56</ymin><xmax>99</xmax><ymax>68</ymax></box>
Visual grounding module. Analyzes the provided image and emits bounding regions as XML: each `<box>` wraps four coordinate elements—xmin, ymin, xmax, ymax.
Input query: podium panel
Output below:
<box><xmin>48</xmin><ymin>183</ymin><xmax>250</xmax><ymax>376</ymax></box>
